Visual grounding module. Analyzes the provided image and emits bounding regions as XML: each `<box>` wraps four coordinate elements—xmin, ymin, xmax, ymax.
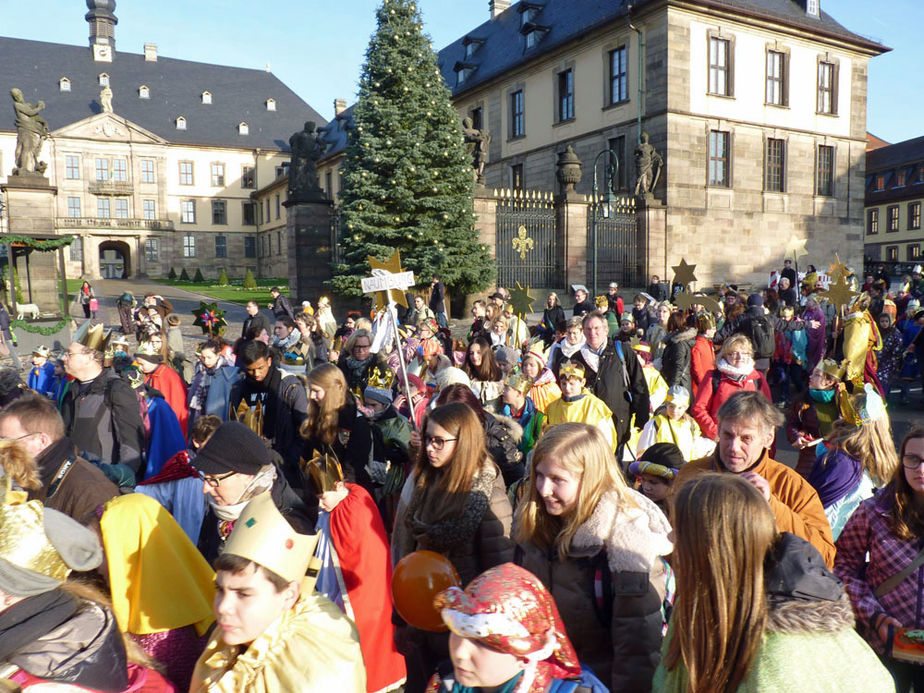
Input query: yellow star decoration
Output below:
<box><xmin>508</xmin><ymin>281</ymin><xmax>535</xmax><ymax>317</ymax></box>
<box><xmin>367</xmin><ymin>250</ymin><xmax>409</xmax><ymax>310</ymax></box>
<box><xmin>674</xmin><ymin>292</ymin><xmax>722</xmax><ymax>315</ymax></box>
<box><xmin>784</xmin><ymin>235</ymin><xmax>808</xmax><ymax>263</ymax></box>
<box><xmin>824</xmin><ymin>274</ymin><xmax>858</xmax><ymax>313</ymax></box>
<box><xmin>671</xmin><ymin>258</ymin><xmax>697</xmax><ymax>287</ymax></box>
<box><xmin>828</xmin><ymin>253</ymin><xmax>849</xmax><ymax>283</ymax></box>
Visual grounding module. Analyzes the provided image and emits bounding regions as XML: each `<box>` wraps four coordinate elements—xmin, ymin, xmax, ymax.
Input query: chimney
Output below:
<box><xmin>144</xmin><ymin>42</ymin><xmax>157</xmax><ymax>61</ymax></box>
<box><xmin>334</xmin><ymin>98</ymin><xmax>347</xmax><ymax>116</ymax></box>
<box><xmin>489</xmin><ymin>0</ymin><xmax>510</xmax><ymax>19</ymax></box>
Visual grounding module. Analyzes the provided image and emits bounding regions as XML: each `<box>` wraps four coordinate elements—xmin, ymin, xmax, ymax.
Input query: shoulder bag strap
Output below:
<box><xmin>874</xmin><ymin>543</ymin><xmax>924</xmax><ymax>599</ymax></box>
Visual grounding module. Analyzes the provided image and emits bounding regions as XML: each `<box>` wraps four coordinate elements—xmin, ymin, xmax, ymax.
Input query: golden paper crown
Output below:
<box><xmin>136</xmin><ymin>341</ymin><xmax>162</xmax><ymax>358</ymax></box>
<box><xmin>301</xmin><ymin>450</ymin><xmax>344</xmax><ymax>494</ymax></box>
<box><xmin>31</xmin><ymin>345</ymin><xmax>49</xmax><ymax>358</ymax></box>
<box><xmin>75</xmin><ymin>322</ymin><xmax>109</xmax><ymax>353</ymax></box>
<box><xmin>504</xmin><ymin>372</ymin><xmax>533</xmax><ymax>395</ymax></box>
<box><xmin>817</xmin><ymin>359</ymin><xmax>844</xmax><ymax>381</ymax></box>
<box><xmin>558</xmin><ymin>361</ymin><xmax>585</xmax><ymax>380</ymax></box>
<box><xmin>837</xmin><ymin>384</ymin><xmax>887</xmax><ymax>427</ymax></box>
<box><xmin>235</xmin><ymin>399</ymin><xmax>264</xmax><ymax>436</ymax></box>
<box><xmin>367</xmin><ymin>365</ymin><xmax>396</xmax><ymax>391</ymax></box>
<box><xmin>594</xmin><ymin>295</ymin><xmax>608</xmax><ymax>308</ymax></box>
<box><xmin>221</xmin><ymin>492</ymin><xmax>319</xmax><ymax>583</ymax></box>
<box><xmin>630</xmin><ymin>337</ymin><xmax>650</xmax><ymax>352</ymax></box>
<box><xmin>0</xmin><ymin>486</ymin><xmax>70</xmax><ymax>583</ymax></box>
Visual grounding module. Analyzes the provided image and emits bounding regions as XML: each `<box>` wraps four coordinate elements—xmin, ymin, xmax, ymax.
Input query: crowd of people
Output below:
<box><xmin>0</xmin><ymin>261</ymin><xmax>921</xmax><ymax>692</ymax></box>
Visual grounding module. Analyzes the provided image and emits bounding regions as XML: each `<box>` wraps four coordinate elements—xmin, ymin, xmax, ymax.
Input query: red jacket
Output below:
<box><xmin>145</xmin><ymin>365</ymin><xmax>188</xmax><ymax>436</ymax></box>
<box><xmin>690</xmin><ymin>335</ymin><xmax>715</xmax><ymax>399</ymax></box>
<box><xmin>691</xmin><ymin>367</ymin><xmax>772</xmax><ymax>440</ymax></box>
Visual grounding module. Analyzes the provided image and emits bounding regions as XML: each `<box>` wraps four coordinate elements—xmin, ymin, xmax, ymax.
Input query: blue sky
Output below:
<box><xmin>5</xmin><ymin>0</ymin><xmax>920</xmax><ymax>143</ymax></box>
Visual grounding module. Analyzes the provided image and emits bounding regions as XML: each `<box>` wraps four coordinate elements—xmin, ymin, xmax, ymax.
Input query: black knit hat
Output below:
<box><xmin>192</xmin><ymin>421</ymin><xmax>272</xmax><ymax>475</ymax></box>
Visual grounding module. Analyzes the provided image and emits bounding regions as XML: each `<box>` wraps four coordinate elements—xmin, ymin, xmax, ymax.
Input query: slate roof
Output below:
<box><xmin>865</xmin><ymin>136</ymin><xmax>924</xmax><ymax>205</ymax></box>
<box><xmin>437</xmin><ymin>0</ymin><xmax>884</xmax><ymax>97</ymax></box>
<box><xmin>0</xmin><ymin>36</ymin><xmax>324</xmax><ymax>151</ymax></box>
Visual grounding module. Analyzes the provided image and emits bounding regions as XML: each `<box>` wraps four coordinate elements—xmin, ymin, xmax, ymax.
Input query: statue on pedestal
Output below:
<box><xmin>10</xmin><ymin>88</ymin><xmax>49</xmax><ymax>176</ymax></box>
<box><xmin>462</xmin><ymin>117</ymin><xmax>490</xmax><ymax>185</ymax></box>
<box><xmin>287</xmin><ymin>121</ymin><xmax>325</xmax><ymax>202</ymax></box>
<box><xmin>634</xmin><ymin>132</ymin><xmax>663</xmax><ymax>197</ymax></box>
<box><xmin>100</xmin><ymin>85</ymin><xmax>113</xmax><ymax>113</ymax></box>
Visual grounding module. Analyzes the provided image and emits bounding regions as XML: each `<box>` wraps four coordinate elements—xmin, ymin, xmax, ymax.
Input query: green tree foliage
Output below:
<box><xmin>11</xmin><ymin>265</ymin><xmax>24</xmax><ymax>303</ymax></box>
<box><xmin>167</xmin><ymin>267</ymin><xmax>177</xmax><ymax>280</ymax></box>
<box><xmin>217</xmin><ymin>268</ymin><xmax>230</xmax><ymax>287</ymax></box>
<box><xmin>193</xmin><ymin>268</ymin><xmax>205</xmax><ymax>283</ymax></box>
<box><xmin>243</xmin><ymin>268</ymin><xmax>257</xmax><ymax>290</ymax></box>
<box><xmin>331</xmin><ymin>0</ymin><xmax>494</xmax><ymax>297</ymax></box>
<box><xmin>179</xmin><ymin>268</ymin><xmax>190</xmax><ymax>281</ymax></box>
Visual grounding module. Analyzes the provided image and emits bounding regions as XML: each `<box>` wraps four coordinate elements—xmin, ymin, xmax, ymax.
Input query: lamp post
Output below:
<box><xmin>591</xmin><ymin>149</ymin><xmax>620</xmax><ymax>298</ymax></box>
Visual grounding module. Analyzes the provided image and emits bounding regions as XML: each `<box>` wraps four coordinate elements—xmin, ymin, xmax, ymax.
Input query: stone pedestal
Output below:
<box><xmin>555</xmin><ymin>191</ymin><xmax>589</xmax><ymax>291</ymax></box>
<box><xmin>286</xmin><ymin>199</ymin><xmax>334</xmax><ymax>303</ymax></box>
<box><xmin>1</xmin><ymin>174</ymin><xmax>57</xmax><ymax>235</ymax></box>
<box><xmin>638</xmin><ymin>197</ymin><xmax>666</xmax><ymax>288</ymax></box>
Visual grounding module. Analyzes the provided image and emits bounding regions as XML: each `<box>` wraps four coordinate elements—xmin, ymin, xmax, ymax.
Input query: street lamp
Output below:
<box><xmin>591</xmin><ymin>148</ymin><xmax>620</xmax><ymax>297</ymax></box>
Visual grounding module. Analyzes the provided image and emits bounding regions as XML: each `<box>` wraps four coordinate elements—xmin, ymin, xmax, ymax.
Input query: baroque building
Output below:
<box><xmin>0</xmin><ymin>1</ymin><xmax>322</xmax><ymax>280</ymax></box>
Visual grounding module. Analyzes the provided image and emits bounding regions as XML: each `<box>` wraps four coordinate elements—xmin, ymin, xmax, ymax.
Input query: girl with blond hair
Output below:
<box><xmin>515</xmin><ymin>423</ymin><xmax>672</xmax><ymax>691</ymax></box>
<box><xmin>656</xmin><ymin>472</ymin><xmax>891</xmax><ymax>692</ymax></box>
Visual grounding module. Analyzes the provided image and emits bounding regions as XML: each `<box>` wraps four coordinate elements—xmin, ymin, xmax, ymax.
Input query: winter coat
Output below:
<box><xmin>540</xmin><ymin>304</ymin><xmax>566</xmax><ymax>338</ymax></box>
<box><xmin>785</xmin><ymin>391</ymin><xmax>839</xmax><ymax>478</ymax></box>
<box><xmin>690</xmin><ymin>366</ymin><xmax>771</xmax><ymax>441</ymax></box>
<box><xmin>60</xmin><ymin>368</ymin><xmax>147</xmax><ymax>476</ymax></box>
<box><xmin>303</xmin><ymin>402</ymin><xmax>375</xmax><ymax>493</ymax></box>
<box><xmin>689</xmin><ymin>335</ymin><xmax>715</xmax><ymax>398</ymax></box>
<box><xmin>484</xmin><ymin>412</ymin><xmax>525</xmax><ymax>487</ymax></box>
<box><xmin>876</xmin><ymin>326</ymin><xmax>904</xmax><ymax>392</ymax></box>
<box><xmin>187</xmin><ymin>364</ymin><xmax>241</xmax><ymax>432</ymax></box>
<box><xmin>145</xmin><ymin>363</ymin><xmax>188</xmax><ymax>436</ymax></box>
<box><xmin>654</xmin><ymin>534</ymin><xmax>893</xmax><ymax>692</ymax></box>
<box><xmin>241</xmin><ymin>312</ymin><xmax>272</xmax><ymax>340</ymax></box>
<box><xmin>517</xmin><ymin>489</ymin><xmax>673</xmax><ymax>693</ymax></box>
<box><xmin>660</xmin><ymin>328</ymin><xmax>696</xmax><ymax>392</ymax></box>
<box><xmin>393</xmin><ymin>462</ymin><xmax>514</xmax><ymax>587</ymax></box>
<box><xmin>645</xmin><ymin>323</ymin><xmax>669</xmax><ymax>364</ymax></box>
<box><xmin>270</xmin><ymin>293</ymin><xmax>295</xmax><ymax>322</ymax></box>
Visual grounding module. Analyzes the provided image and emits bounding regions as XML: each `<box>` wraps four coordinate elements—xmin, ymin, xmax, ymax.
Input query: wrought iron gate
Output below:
<box><xmin>495</xmin><ymin>189</ymin><xmax>561</xmax><ymax>289</ymax></box>
<box><xmin>587</xmin><ymin>194</ymin><xmax>640</xmax><ymax>289</ymax></box>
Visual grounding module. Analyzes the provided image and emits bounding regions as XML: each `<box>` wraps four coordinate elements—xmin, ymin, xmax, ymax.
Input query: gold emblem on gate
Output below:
<box><xmin>512</xmin><ymin>226</ymin><xmax>535</xmax><ymax>260</ymax></box>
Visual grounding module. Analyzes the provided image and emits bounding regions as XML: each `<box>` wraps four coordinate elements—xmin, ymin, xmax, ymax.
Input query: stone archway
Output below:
<box><xmin>99</xmin><ymin>240</ymin><xmax>131</xmax><ymax>279</ymax></box>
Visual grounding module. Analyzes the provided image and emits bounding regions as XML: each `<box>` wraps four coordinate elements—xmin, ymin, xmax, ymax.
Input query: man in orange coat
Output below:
<box><xmin>674</xmin><ymin>390</ymin><xmax>835</xmax><ymax>567</ymax></box>
<box><xmin>136</xmin><ymin>341</ymin><xmax>188</xmax><ymax>436</ymax></box>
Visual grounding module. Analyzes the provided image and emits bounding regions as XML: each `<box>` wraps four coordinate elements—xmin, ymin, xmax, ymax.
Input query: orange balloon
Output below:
<box><xmin>392</xmin><ymin>550</ymin><xmax>460</xmax><ymax>632</ymax></box>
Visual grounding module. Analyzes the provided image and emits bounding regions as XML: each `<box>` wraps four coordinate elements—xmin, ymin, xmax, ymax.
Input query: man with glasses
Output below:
<box><xmin>191</xmin><ymin>420</ymin><xmax>314</xmax><ymax>562</ymax></box>
<box><xmin>59</xmin><ymin>338</ymin><xmax>146</xmax><ymax>482</ymax></box>
<box><xmin>0</xmin><ymin>395</ymin><xmax>119</xmax><ymax>528</ymax></box>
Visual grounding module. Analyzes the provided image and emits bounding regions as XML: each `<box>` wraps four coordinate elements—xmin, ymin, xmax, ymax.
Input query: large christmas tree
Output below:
<box><xmin>330</xmin><ymin>0</ymin><xmax>494</xmax><ymax>299</ymax></box>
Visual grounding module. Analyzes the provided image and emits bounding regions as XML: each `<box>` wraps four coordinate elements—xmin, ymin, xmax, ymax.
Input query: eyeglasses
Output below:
<box><xmin>196</xmin><ymin>469</ymin><xmax>238</xmax><ymax>487</ymax></box>
<box><xmin>902</xmin><ymin>454</ymin><xmax>924</xmax><ymax>470</ymax></box>
<box><xmin>63</xmin><ymin>349</ymin><xmax>89</xmax><ymax>358</ymax></box>
<box><xmin>1</xmin><ymin>432</ymin><xmax>38</xmax><ymax>442</ymax></box>
<box><xmin>424</xmin><ymin>435</ymin><xmax>458</xmax><ymax>451</ymax></box>
<box><xmin>353</xmin><ymin>343</ymin><xmax>371</xmax><ymax>351</ymax></box>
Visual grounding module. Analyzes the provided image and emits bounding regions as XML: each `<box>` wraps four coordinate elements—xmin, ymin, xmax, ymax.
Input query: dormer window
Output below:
<box><xmin>521</xmin><ymin>22</ymin><xmax>550</xmax><ymax>49</ymax></box>
<box><xmin>139</xmin><ymin>85</ymin><xmax>150</xmax><ymax>99</ymax></box>
<box><xmin>99</xmin><ymin>73</ymin><xmax>110</xmax><ymax>86</ymax></box>
<box><xmin>454</xmin><ymin>62</ymin><xmax>477</xmax><ymax>87</ymax></box>
<box><xmin>59</xmin><ymin>77</ymin><xmax>71</xmax><ymax>92</ymax></box>
<box><xmin>265</xmin><ymin>98</ymin><xmax>276</xmax><ymax>111</ymax></box>
<box><xmin>462</xmin><ymin>36</ymin><xmax>484</xmax><ymax>59</ymax></box>
<box><xmin>176</xmin><ymin>116</ymin><xmax>187</xmax><ymax>130</ymax></box>
<box><xmin>518</xmin><ymin>2</ymin><xmax>542</xmax><ymax>27</ymax></box>
<box><xmin>201</xmin><ymin>91</ymin><xmax>212</xmax><ymax>105</ymax></box>
<box><xmin>238</xmin><ymin>122</ymin><xmax>249</xmax><ymax>135</ymax></box>
<box><xmin>806</xmin><ymin>0</ymin><xmax>820</xmax><ymax>17</ymax></box>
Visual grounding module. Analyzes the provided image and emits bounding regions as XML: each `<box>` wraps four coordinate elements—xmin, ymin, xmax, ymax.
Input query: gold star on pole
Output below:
<box><xmin>828</xmin><ymin>253</ymin><xmax>849</xmax><ymax>283</ymax></box>
<box><xmin>784</xmin><ymin>235</ymin><xmax>809</xmax><ymax>263</ymax></box>
<box><xmin>671</xmin><ymin>258</ymin><xmax>697</xmax><ymax>287</ymax></box>
<box><xmin>824</xmin><ymin>274</ymin><xmax>858</xmax><ymax>313</ymax></box>
<box><xmin>508</xmin><ymin>281</ymin><xmax>535</xmax><ymax>317</ymax></box>
<box><xmin>367</xmin><ymin>250</ymin><xmax>409</xmax><ymax>310</ymax></box>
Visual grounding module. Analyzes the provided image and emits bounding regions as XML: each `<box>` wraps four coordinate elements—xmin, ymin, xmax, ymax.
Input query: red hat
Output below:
<box><xmin>435</xmin><ymin>563</ymin><xmax>581</xmax><ymax>693</ymax></box>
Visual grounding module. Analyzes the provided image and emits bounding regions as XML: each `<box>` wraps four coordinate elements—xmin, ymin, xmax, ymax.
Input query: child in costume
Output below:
<box><xmin>501</xmin><ymin>372</ymin><xmax>543</xmax><ymax>457</ymax></box>
<box><xmin>521</xmin><ymin>345</ymin><xmax>561</xmax><ymax>414</ymax></box>
<box><xmin>427</xmin><ymin>563</ymin><xmax>604</xmax><ymax>693</ymax></box>
<box><xmin>543</xmin><ymin>360</ymin><xmax>617</xmax><ymax>452</ymax></box>
<box><xmin>636</xmin><ymin>386</ymin><xmax>713</xmax><ymax>462</ymax></box>
<box><xmin>627</xmin><ymin>442</ymin><xmax>685</xmax><ymax>518</ymax></box>
<box><xmin>26</xmin><ymin>344</ymin><xmax>55</xmax><ymax>397</ymax></box>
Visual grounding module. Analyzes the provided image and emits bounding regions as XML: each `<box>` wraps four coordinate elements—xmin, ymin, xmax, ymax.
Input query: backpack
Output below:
<box><xmin>748</xmin><ymin>314</ymin><xmax>776</xmax><ymax>359</ymax></box>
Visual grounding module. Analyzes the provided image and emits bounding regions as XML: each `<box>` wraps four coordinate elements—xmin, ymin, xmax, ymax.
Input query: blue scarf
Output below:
<box><xmin>808</xmin><ymin>388</ymin><xmax>835</xmax><ymax>403</ymax></box>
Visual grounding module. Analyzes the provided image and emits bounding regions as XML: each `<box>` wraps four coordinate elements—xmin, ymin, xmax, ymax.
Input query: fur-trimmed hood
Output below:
<box><xmin>668</xmin><ymin>327</ymin><xmax>697</xmax><ymax>344</ymax></box>
<box><xmin>570</xmin><ymin>488</ymin><xmax>673</xmax><ymax>573</ymax></box>
<box><xmin>766</xmin><ymin>592</ymin><xmax>855</xmax><ymax>634</ymax></box>
<box><xmin>491</xmin><ymin>413</ymin><xmax>524</xmax><ymax>445</ymax></box>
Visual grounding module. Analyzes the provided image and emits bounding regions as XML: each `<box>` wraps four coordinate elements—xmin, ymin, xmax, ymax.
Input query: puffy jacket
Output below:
<box><xmin>690</xmin><ymin>367</ymin><xmax>771</xmax><ymax>440</ymax></box>
<box><xmin>573</xmin><ymin>342</ymin><xmax>650</xmax><ymax>444</ymax></box>
<box><xmin>689</xmin><ymin>335</ymin><xmax>715</xmax><ymax>398</ymax></box>
<box><xmin>660</xmin><ymin>328</ymin><xmax>696</xmax><ymax>392</ymax></box>
<box><xmin>483</xmin><ymin>412</ymin><xmax>524</xmax><ymax>487</ymax></box>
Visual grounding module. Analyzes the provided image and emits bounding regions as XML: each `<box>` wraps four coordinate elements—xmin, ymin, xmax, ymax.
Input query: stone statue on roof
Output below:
<box><xmin>634</xmin><ymin>131</ymin><xmax>663</xmax><ymax>198</ymax></box>
<box><xmin>462</xmin><ymin>116</ymin><xmax>490</xmax><ymax>185</ymax></box>
<box><xmin>10</xmin><ymin>88</ymin><xmax>50</xmax><ymax>176</ymax></box>
<box><xmin>287</xmin><ymin>121</ymin><xmax>326</xmax><ymax>203</ymax></box>
<box><xmin>100</xmin><ymin>85</ymin><xmax>113</xmax><ymax>113</ymax></box>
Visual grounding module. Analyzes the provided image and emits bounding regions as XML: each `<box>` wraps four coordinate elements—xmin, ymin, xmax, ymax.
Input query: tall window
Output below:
<box><xmin>244</xmin><ymin>236</ymin><xmax>257</xmax><ymax>258</ymax></box>
<box><xmin>264</xmin><ymin>199</ymin><xmax>271</xmax><ymax>225</ymax></box>
<box><xmin>910</xmin><ymin>244</ymin><xmax>922</xmax><ymax>260</ymax></box>
<box><xmin>242</xmin><ymin>202</ymin><xmax>256</xmax><ymax>226</ymax></box>
<box><xmin>65</xmin><ymin>155</ymin><xmax>80</xmax><ymax>180</ymax></box>
<box><xmin>211</xmin><ymin>163</ymin><xmax>225</xmax><ymax>187</ymax></box>
<box><xmin>112</xmin><ymin>159</ymin><xmax>127</xmax><ymax>182</ymax></box>
<box><xmin>817</xmin><ymin>61</ymin><xmax>836</xmax><ymax>114</ymax></box>
<box><xmin>241</xmin><ymin>165</ymin><xmax>255</xmax><ymax>189</ymax></box>
<box><xmin>887</xmin><ymin>205</ymin><xmax>900</xmax><ymax>232</ymax></box>
<box><xmin>215</xmin><ymin>235</ymin><xmax>227</xmax><ymax>258</ymax></box>
<box><xmin>275</xmin><ymin>195</ymin><xmax>281</xmax><ymax>220</ymax></box>
<box><xmin>708</xmin><ymin>37</ymin><xmax>730</xmax><ymax>96</ymax></box>
<box><xmin>140</xmin><ymin>159</ymin><xmax>156</xmax><ymax>184</ymax></box>
<box><xmin>212</xmin><ymin>200</ymin><xmax>227</xmax><ymax>225</ymax></box>
<box><xmin>70</xmin><ymin>237</ymin><xmax>83</xmax><ymax>261</ymax></box>
<box><xmin>609</xmin><ymin>46</ymin><xmax>628</xmax><ymax>105</ymax></box>
<box><xmin>67</xmin><ymin>197</ymin><xmax>81</xmax><ymax>218</ymax></box>
<box><xmin>471</xmin><ymin>106</ymin><xmax>483</xmax><ymax>130</ymax></box>
<box><xmin>557</xmin><ymin>69</ymin><xmax>574</xmax><ymax>122</ymax></box>
<box><xmin>277</xmin><ymin>231</ymin><xmax>283</xmax><ymax>254</ymax></box>
<box><xmin>114</xmin><ymin>199</ymin><xmax>129</xmax><ymax>219</ymax></box>
<box><xmin>815</xmin><ymin>145</ymin><xmax>834</xmax><ymax>196</ymax></box>
<box><xmin>867</xmin><ymin>209</ymin><xmax>879</xmax><ymax>234</ymax></box>
<box><xmin>181</xmin><ymin>200</ymin><xmax>196</xmax><ymax>224</ymax></box>
<box><xmin>142</xmin><ymin>199</ymin><xmax>156</xmax><ymax>220</ymax></box>
<box><xmin>179</xmin><ymin>161</ymin><xmax>194</xmax><ymax>185</ymax></box>
<box><xmin>766</xmin><ymin>51</ymin><xmax>786</xmax><ymax>106</ymax></box>
<box><xmin>145</xmin><ymin>238</ymin><xmax>159</xmax><ymax>262</ymax></box>
<box><xmin>910</xmin><ymin>201</ymin><xmax>922</xmax><ymax>230</ymax></box>
<box><xmin>97</xmin><ymin>198</ymin><xmax>110</xmax><ymax>218</ymax></box>
<box><xmin>95</xmin><ymin>158</ymin><xmax>109</xmax><ymax>181</ymax></box>
<box><xmin>708</xmin><ymin>131</ymin><xmax>730</xmax><ymax>187</ymax></box>
<box><xmin>510</xmin><ymin>90</ymin><xmax>525</xmax><ymax>138</ymax></box>
<box><xmin>764</xmin><ymin>139</ymin><xmax>785</xmax><ymax>192</ymax></box>
<box><xmin>886</xmin><ymin>246</ymin><xmax>898</xmax><ymax>262</ymax></box>
<box><xmin>183</xmin><ymin>234</ymin><xmax>196</xmax><ymax>258</ymax></box>
<box><xmin>896</xmin><ymin>171</ymin><xmax>907</xmax><ymax>187</ymax></box>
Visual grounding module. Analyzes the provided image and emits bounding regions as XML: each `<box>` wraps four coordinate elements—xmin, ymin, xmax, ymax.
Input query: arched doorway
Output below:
<box><xmin>99</xmin><ymin>240</ymin><xmax>131</xmax><ymax>279</ymax></box>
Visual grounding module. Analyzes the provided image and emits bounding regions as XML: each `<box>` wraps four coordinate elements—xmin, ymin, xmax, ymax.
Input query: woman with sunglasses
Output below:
<box><xmin>835</xmin><ymin>426</ymin><xmax>924</xmax><ymax>692</ymax></box>
<box><xmin>392</xmin><ymin>401</ymin><xmax>515</xmax><ymax>688</ymax></box>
